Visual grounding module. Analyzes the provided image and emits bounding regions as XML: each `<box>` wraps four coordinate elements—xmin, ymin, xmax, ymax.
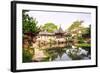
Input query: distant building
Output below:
<box><xmin>54</xmin><ymin>26</ymin><xmax>65</xmax><ymax>38</ymax></box>
<box><xmin>36</xmin><ymin>26</ymin><xmax>67</xmax><ymax>43</ymax></box>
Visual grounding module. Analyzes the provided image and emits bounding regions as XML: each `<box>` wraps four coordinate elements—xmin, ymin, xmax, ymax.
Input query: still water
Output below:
<box><xmin>32</xmin><ymin>43</ymin><xmax>91</xmax><ymax>62</ymax></box>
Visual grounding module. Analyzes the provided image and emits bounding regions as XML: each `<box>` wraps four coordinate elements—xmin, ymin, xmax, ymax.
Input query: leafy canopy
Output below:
<box><xmin>22</xmin><ymin>10</ymin><xmax>38</xmax><ymax>33</ymax></box>
<box><xmin>42</xmin><ymin>22</ymin><xmax>58</xmax><ymax>32</ymax></box>
<box><xmin>68</xmin><ymin>20</ymin><xmax>82</xmax><ymax>31</ymax></box>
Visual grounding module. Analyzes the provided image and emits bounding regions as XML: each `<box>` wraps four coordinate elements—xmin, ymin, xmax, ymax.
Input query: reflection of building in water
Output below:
<box><xmin>36</xmin><ymin>26</ymin><xmax>67</xmax><ymax>43</ymax></box>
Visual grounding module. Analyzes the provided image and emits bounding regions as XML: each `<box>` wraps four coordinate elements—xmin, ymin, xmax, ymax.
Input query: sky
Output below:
<box><xmin>26</xmin><ymin>10</ymin><xmax>91</xmax><ymax>31</ymax></box>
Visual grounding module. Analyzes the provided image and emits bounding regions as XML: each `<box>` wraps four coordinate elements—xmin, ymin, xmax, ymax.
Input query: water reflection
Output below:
<box><xmin>32</xmin><ymin>43</ymin><xmax>91</xmax><ymax>62</ymax></box>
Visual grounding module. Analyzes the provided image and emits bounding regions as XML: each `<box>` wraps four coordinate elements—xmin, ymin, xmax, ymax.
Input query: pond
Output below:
<box><xmin>32</xmin><ymin>43</ymin><xmax>91</xmax><ymax>62</ymax></box>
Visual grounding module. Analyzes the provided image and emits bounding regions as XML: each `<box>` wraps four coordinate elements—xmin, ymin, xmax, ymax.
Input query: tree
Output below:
<box><xmin>68</xmin><ymin>20</ymin><xmax>82</xmax><ymax>31</ymax></box>
<box><xmin>42</xmin><ymin>22</ymin><xmax>58</xmax><ymax>32</ymax></box>
<box><xmin>82</xmin><ymin>25</ymin><xmax>91</xmax><ymax>38</ymax></box>
<box><xmin>22</xmin><ymin>10</ymin><xmax>38</xmax><ymax>34</ymax></box>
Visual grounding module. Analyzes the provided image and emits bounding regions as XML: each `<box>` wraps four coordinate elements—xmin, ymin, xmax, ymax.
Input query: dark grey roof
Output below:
<box><xmin>55</xmin><ymin>26</ymin><xmax>64</xmax><ymax>33</ymax></box>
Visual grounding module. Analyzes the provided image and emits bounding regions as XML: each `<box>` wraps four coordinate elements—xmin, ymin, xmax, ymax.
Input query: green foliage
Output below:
<box><xmin>68</xmin><ymin>20</ymin><xmax>91</xmax><ymax>35</ymax></box>
<box><xmin>22</xmin><ymin>10</ymin><xmax>38</xmax><ymax>33</ymax></box>
<box><xmin>23</xmin><ymin>48</ymin><xmax>33</xmax><ymax>62</ymax></box>
<box><xmin>42</xmin><ymin>22</ymin><xmax>58</xmax><ymax>32</ymax></box>
<box><xmin>68</xmin><ymin>20</ymin><xmax>81</xmax><ymax>31</ymax></box>
<box><xmin>77</xmin><ymin>36</ymin><xmax>84</xmax><ymax>43</ymax></box>
<box><xmin>82</xmin><ymin>25</ymin><xmax>91</xmax><ymax>36</ymax></box>
<box><xmin>77</xmin><ymin>43</ymin><xmax>91</xmax><ymax>48</ymax></box>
